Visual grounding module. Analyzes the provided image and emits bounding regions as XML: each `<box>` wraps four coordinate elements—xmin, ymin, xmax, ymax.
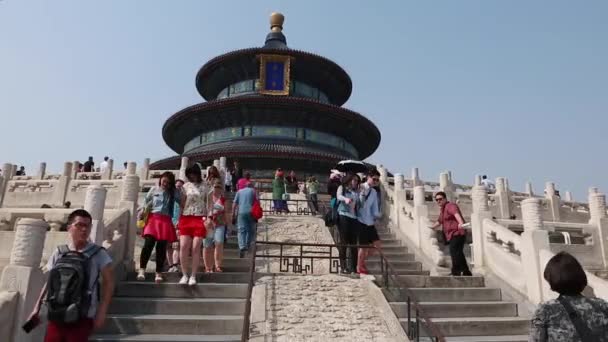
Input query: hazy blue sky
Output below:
<box><xmin>1</xmin><ymin>1</ymin><xmax>606</xmax><ymax>199</ymax></box>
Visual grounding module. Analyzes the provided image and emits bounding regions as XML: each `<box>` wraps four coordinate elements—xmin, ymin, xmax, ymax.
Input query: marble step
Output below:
<box><xmin>444</xmin><ymin>335</ymin><xmax>528</xmax><ymax>342</ymax></box>
<box><xmin>377</xmin><ymin>275</ymin><xmax>484</xmax><ymax>288</ymax></box>
<box><xmin>367</xmin><ymin>260</ymin><xmax>422</xmax><ymax>271</ymax></box>
<box><xmin>115</xmin><ymin>282</ymin><xmax>248</xmax><ymax>299</ymax></box>
<box><xmin>384</xmin><ymin>287</ymin><xmax>502</xmax><ymax>302</ymax></box>
<box><xmin>90</xmin><ymin>335</ymin><xmax>241</xmax><ymax>342</ymax></box>
<box><xmin>402</xmin><ymin>316</ymin><xmax>529</xmax><ymax>337</ymax></box>
<box><xmin>97</xmin><ymin>314</ymin><xmax>242</xmax><ymax>335</ymax></box>
<box><xmin>390</xmin><ymin>301</ymin><xmax>518</xmax><ymax>318</ymax></box>
<box><xmin>127</xmin><ymin>272</ymin><xmax>252</xmax><ymax>283</ymax></box>
<box><xmin>108</xmin><ymin>297</ymin><xmax>245</xmax><ymax>315</ymax></box>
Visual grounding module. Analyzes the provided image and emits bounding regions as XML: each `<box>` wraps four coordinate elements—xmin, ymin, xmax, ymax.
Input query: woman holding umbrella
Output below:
<box><xmin>336</xmin><ymin>173</ymin><xmax>362</xmax><ymax>274</ymax></box>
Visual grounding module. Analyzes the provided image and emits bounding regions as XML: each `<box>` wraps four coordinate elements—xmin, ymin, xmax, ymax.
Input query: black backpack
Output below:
<box><xmin>46</xmin><ymin>244</ymin><xmax>103</xmax><ymax>323</ymax></box>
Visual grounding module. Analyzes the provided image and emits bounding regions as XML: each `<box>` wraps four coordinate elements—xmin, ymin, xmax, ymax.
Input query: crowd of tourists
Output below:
<box><xmin>16</xmin><ymin>160</ymin><xmax>608</xmax><ymax>341</ymax></box>
<box><xmin>136</xmin><ymin>161</ymin><xmax>258</xmax><ymax>284</ymax></box>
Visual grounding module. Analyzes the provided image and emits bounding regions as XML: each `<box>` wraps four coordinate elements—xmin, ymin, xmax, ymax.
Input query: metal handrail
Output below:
<box><xmin>377</xmin><ymin>249</ymin><xmax>446</xmax><ymax>341</ymax></box>
<box><xmin>241</xmin><ymin>241</ymin><xmax>257</xmax><ymax>342</ymax></box>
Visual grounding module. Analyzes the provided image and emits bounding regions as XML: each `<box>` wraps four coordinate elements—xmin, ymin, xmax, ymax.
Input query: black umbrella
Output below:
<box><xmin>335</xmin><ymin>160</ymin><xmax>368</xmax><ymax>174</ymax></box>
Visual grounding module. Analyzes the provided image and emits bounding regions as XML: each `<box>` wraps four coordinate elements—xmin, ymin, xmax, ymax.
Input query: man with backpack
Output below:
<box><xmin>28</xmin><ymin>209</ymin><xmax>114</xmax><ymax>341</ymax></box>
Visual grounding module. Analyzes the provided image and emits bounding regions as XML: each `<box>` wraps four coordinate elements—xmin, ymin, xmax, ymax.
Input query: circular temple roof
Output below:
<box><xmin>195</xmin><ymin>48</ymin><xmax>353</xmax><ymax>106</ymax></box>
<box><xmin>162</xmin><ymin>96</ymin><xmax>381</xmax><ymax>159</ymax></box>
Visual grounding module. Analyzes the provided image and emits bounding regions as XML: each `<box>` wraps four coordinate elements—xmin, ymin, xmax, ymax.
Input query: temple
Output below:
<box><xmin>151</xmin><ymin>13</ymin><xmax>380</xmax><ymax>178</ymax></box>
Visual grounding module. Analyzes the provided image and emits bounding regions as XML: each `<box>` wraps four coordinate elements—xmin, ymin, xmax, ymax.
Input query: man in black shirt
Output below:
<box><xmin>15</xmin><ymin>166</ymin><xmax>26</xmax><ymax>176</ymax></box>
<box><xmin>83</xmin><ymin>157</ymin><xmax>94</xmax><ymax>172</ymax></box>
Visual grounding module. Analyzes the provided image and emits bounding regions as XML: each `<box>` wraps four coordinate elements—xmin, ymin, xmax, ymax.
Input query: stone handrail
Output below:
<box><xmin>7</xmin><ymin>180</ymin><xmax>56</xmax><ymax>192</ymax></box>
<box><xmin>483</xmin><ymin>218</ymin><xmax>522</xmax><ymax>254</ymax></box>
<box><xmin>76</xmin><ymin>172</ymin><xmax>103</xmax><ymax>180</ymax></box>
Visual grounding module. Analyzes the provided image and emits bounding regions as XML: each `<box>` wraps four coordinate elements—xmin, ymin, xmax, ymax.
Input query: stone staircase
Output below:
<box><xmin>374</xmin><ymin>227</ymin><xmax>530</xmax><ymax>342</ymax></box>
<box><xmin>91</xmin><ymin>238</ymin><xmax>250</xmax><ymax>342</ymax></box>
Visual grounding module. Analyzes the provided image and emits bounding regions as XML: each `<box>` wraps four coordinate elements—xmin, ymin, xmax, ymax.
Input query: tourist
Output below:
<box><xmin>336</xmin><ymin>173</ymin><xmax>362</xmax><ymax>274</ymax></box>
<box><xmin>207</xmin><ymin>165</ymin><xmax>221</xmax><ymax>185</ymax></box>
<box><xmin>357</xmin><ymin>169</ymin><xmax>382</xmax><ymax>275</ymax></box>
<box><xmin>328</xmin><ymin>171</ymin><xmax>342</xmax><ymax>199</ymax></box>
<box><xmin>83</xmin><ymin>157</ymin><xmax>94</xmax><ymax>172</ymax></box>
<box><xmin>428</xmin><ymin>191</ymin><xmax>472</xmax><ymax>276</ymax></box>
<box><xmin>166</xmin><ymin>179</ymin><xmax>184</xmax><ymax>273</ymax></box>
<box><xmin>177</xmin><ymin>165</ymin><xmax>209</xmax><ymax>285</ymax></box>
<box><xmin>481</xmin><ymin>175</ymin><xmax>495</xmax><ymax>192</ymax></box>
<box><xmin>123</xmin><ymin>162</ymin><xmax>128</xmax><ymax>170</ymax></box>
<box><xmin>232</xmin><ymin>181</ymin><xmax>257</xmax><ymax>258</ymax></box>
<box><xmin>237</xmin><ymin>171</ymin><xmax>252</xmax><ymax>191</ymax></box>
<box><xmin>137</xmin><ymin>171</ymin><xmax>180</xmax><ymax>283</ymax></box>
<box><xmin>28</xmin><ymin>209</ymin><xmax>114</xmax><ymax>341</ymax></box>
<box><xmin>203</xmin><ymin>180</ymin><xmax>228</xmax><ymax>272</ymax></box>
<box><xmin>285</xmin><ymin>170</ymin><xmax>298</xmax><ymax>193</ymax></box>
<box><xmin>230</xmin><ymin>160</ymin><xmax>243</xmax><ymax>191</ymax></box>
<box><xmin>16</xmin><ymin>165</ymin><xmax>26</xmax><ymax>176</ymax></box>
<box><xmin>306</xmin><ymin>176</ymin><xmax>320</xmax><ymax>214</ymax></box>
<box><xmin>224</xmin><ymin>170</ymin><xmax>232</xmax><ymax>192</ymax></box>
<box><xmin>63</xmin><ymin>201</ymin><xmax>71</xmax><ymax>209</ymax></box>
<box><xmin>100</xmin><ymin>157</ymin><xmax>110</xmax><ymax>174</ymax></box>
<box><xmin>272</xmin><ymin>168</ymin><xmax>288</xmax><ymax>213</ymax></box>
<box><xmin>529</xmin><ymin>252</ymin><xmax>608</xmax><ymax>341</ymax></box>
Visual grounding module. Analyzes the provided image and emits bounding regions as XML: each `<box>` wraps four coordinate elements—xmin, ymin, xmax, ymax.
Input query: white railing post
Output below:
<box><xmin>411</xmin><ymin>167</ymin><xmax>421</xmax><ymax>187</ymax></box>
<box><xmin>589</xmin><ymin>192</ymin><xmax>608</xmax><ymax>268</ymax></box>
<box><xmin>126</xmin><ymin>162</ymin><xmax>137</xmax><ymax>176</ymax></box>
<box><xmin>71</xmin><ymin>160</ymin><xmax>80</xmax><ymax>179</ymax></box>
<box><xmin>471</xmin><ymin>184</ymin><xmax>492</xmax><ymax>269</ymax></box>
<box><xmin>140</xmin><ymin>158</ymin><xmax>150</xmax><ymax>180</ymax></box>
<box><xmin>52</xmin><ymin>162</ymin><xmax>72</xmax><ymax>207</ymax></box>
<box><xmin>520</xmin><ymin>198</ymin><xmax>550</xmax><ymax>304</ymax></box>
<box><xmin>495</xmin><ymin>177</ymin><xmax>511</xmax><ymax>219</ymax></box>
<box><xmin>120</xmin><ymin>173</ymin><xmax>140</xmax><ymax>274</ymax></box>
<box><xmin>0</xmin><ymin>218</ymin><xmax>49</xmax><ymax>342</ymax></box>
<box><xmin>525</xmin><ymin>181</ymin><xmax>534</xmax><ymax>197</ymax></box>
<box><xmin>544</xmin><ymin>182</ymin><xmax>561</xmax><ymax>221</ymax></box>
<box><xmin>439</xmin><ymin>172</ymin><xmax>455</xmax><ymax>202</ymax></box>
<box><xmin>85</xmin><ymin>185</ymin><xmax>107</xmax><ymax>245</ymax></box>
<box><xmin>36</xmin><ymin>162</ymin><xmax>46</xmax><ymax>180</ymax></box>
<box><xmin>102</xmin><ymin>159</ymin><xmax>114</xmax><ymax>180</ymax></box>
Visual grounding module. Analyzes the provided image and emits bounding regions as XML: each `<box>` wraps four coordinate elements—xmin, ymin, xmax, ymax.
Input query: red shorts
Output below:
<box><xmin>178</xmin><ymin>215</ymin><xmax>206</xmax><ymax>237</ymax></box>
<box><xmin>45</xmin><ymin>318</ymin><xmax>94</xmax><ymax>342</ymax></box>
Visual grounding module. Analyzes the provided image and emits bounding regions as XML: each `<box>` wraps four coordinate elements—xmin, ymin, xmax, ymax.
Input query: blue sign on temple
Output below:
<box><xmin>258</xmin><ymin>54</ymin><xmax>291</xmax><ymax>95</ymax></box>
<box><xmin>265</xmin><ymin>62</ymin><xmax>284</xmax><ymax>91</ymax></box>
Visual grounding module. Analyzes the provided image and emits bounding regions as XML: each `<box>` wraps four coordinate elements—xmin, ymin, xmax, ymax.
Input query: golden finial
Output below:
<box><xmin>270</xmin><ymin>12</ymin><xmax>284</xmax><ymax>32</ymax></box>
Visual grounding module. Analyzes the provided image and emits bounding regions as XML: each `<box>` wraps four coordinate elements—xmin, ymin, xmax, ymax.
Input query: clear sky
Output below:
<box><xmin>1</xmin><ymin>1</ymin><xmax>606</xmax><ymax>200</ymax></box>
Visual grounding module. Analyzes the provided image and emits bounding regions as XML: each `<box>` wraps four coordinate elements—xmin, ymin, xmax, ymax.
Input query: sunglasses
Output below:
<box><xmin>372</xmin><ymin>178</ymin><xmax>380</xmax><ymax>182</ymax></box>
<box><xmin>435</xmin><ymin>197</ymin><xmax>445</xmax><ymax>202</ymax></box>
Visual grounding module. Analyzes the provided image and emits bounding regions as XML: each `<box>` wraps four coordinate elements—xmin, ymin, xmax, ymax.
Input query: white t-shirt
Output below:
<box><xmin>481</xmin><ymin>179</ymin><xmax>495</xmax><ymax>190</ymax></box>
<box><xmin>99</xmin><ymin>161</ymin><xmax>109</xmax><ymax>173</ymax></box>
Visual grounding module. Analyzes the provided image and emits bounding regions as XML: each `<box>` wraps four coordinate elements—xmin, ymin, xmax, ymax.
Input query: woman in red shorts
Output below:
<box><xmin>138</xmin><ymin>171</ymin><xmax>180</xmax><ymax>283</ymax></box>
<box><xmin>178</xmin><ymin>164</ymin><xmax>209</xmax><ymax>285</ymax></box>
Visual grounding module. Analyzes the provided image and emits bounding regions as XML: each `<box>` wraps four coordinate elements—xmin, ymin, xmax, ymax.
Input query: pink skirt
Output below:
<box><xmin>143</xmin><ymin>213</ymin><xmax>177</xmax><ymax>242</ymax></box>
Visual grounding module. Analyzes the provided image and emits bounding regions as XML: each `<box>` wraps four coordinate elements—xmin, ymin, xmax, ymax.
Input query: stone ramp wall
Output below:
<box><xmin>250</xmin><ymin>274</ymin><xmax>408</xmax><ymax>342</ymax></box>
<box><xmin>250</xmin><ymin>215</ymin><xmax>409</xmax><ymax>341</ymax></box>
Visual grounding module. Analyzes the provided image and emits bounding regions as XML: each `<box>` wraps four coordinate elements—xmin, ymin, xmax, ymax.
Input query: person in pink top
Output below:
<box><xmin>237</xmin><ymin>172</ymin><xmax>251</xmax><ymax>190</ymax></box>
<box><xmin>429</xmin><ymin>191</ymin><xmax>472</xmax><ymax>276</ymax></box>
